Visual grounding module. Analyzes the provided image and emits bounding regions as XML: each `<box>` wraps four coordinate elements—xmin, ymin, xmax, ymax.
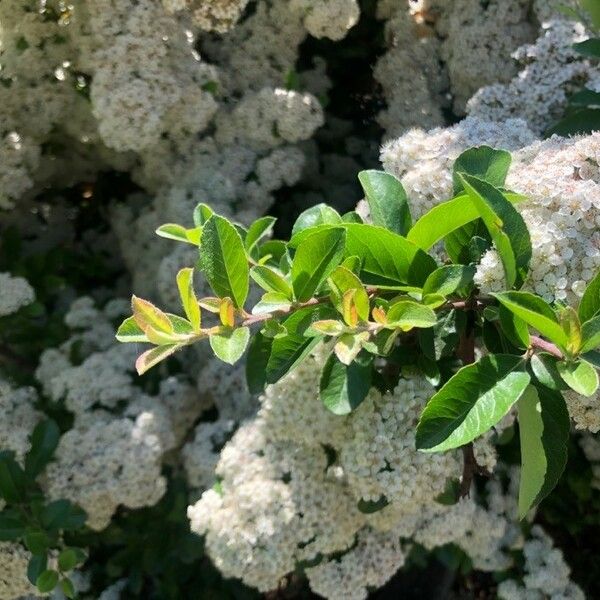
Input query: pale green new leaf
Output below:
<box><xmin>115</xmin><ymin>317</ymin><xmax>149</xmax><ymax>343</ymax></box>
<box><xmin>358</xmin><ymin>170</ymin><xmax>412</xmax><ymax>235</ymax></box>
<box><xmin>135</xmin><ymin>344</ymin><xmax>183</xmax><ymax>375</ymax></box>
<box><xmin>132</xmin><ymin>296</ymin><xmax>173</xmax><ymax>334</ymax></box>
<box><xmin>291</xmin><ymin>227</ymin><xmax>346</xmax><ymax>302</ymax></box>
<box><xmin>291</xmin><ymin>204</ymin><xmax>342</xmax><ymax>236</ymax></box>
<box><xmin>557</xmin><ymin>360</ymin><xmax>599</xmax><ymax>396</ymax></box>
<box><xmin>530</xmin><ymin>353</ymin><xmax>567</xmax><ymax>391</ymax></box>
<box><xmin>198</xmin><ymin>215</ymin><xmax>249</xmax><ymax>308</ymax></box>
<box><xmin>251</xmin><ymin>292</ymin><xmax>293</xmax><ymax>316</ymax></box>
<box><xmin>458</xmin><ymin>173</ymin><xmax>531</xmax><ymax>288</ymax></box>
<box><xmin>416</xmin><ymin>354</ymin><xmax>530</xmax><ymax>452</ymax></box>
<box><xmin>386</xmin><ymin>301</ymin><xmax>437</xmax><ymax>331</ymax></box>
<box><xmin>210</xmin><ymin>327</ymin><xmax>250</xmax><ymax>365</ymax></box>
<box><xmin>156</xmin><ymin>224</ymin><xmax>201</xmax><ymax>246</ymax></box>
<box><xmin>493</xmin><ymin>292</ymin><xmax>569</xmax><ymax>349</ymax></box>
<box><xmin>176</xmin><ymin>268</ymin><xmax>201</xmax><ymax>331</ymax></box>
<box><xmin>328</xmin><ymin>266</ymin><xmax>370</xmax><ymax>322</ymax></box>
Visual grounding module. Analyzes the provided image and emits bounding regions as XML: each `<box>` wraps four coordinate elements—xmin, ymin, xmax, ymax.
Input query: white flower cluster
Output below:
<box><xmin>162</xmin><ymin>0</ymin><xmax>250</xmax><ymax>33</ymax></box>
<box><xmin>0</xmin><ymin>380</ymin><xmax>41</xmax><ymax>462</ymax></box>
<box><xmin>498</xmin><ymin>526</ymin><xmax>584</xmax><ymax>599</ymax></box>
<box><xmin>0</xmin><ymin>272</ymin><xmax>35</xmax><ymax>316</ymax></box>
<box><xmin>32</xmin><ymin>297</ymin><xmax>208</xmax><ymax>530</ymax></box>
<box><xmin>290</xmin><ymin>0</ymin><xmax>360</xmax><ymax>41</ymax></box>
<box><xmin>188</xmin><ymin>349</ymin><xmax>516</xmax><ymax>598</ymax></box>
<box><xmin>0</xmin><ymin>542</ymin><xmax>36</xmax><ymax>599</ymax></box>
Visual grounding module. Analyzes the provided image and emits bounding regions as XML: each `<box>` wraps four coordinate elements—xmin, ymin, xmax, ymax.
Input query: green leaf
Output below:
<box><xmin>0</xmin><ymin>452</ymin><xmax>27</xmax><ymax>503</ymax></box>
<box><xmin>580</xmin><ymin>0</ymin><xmax>600</xmax><ymax>28</ymax></box>
<box><xmin>135</xmin><ymin>344</ymin><xmax>183</xmax><ymax>375</ymax></box>
<box><xmin>320</xmin><ymin>354</ymin><xmax>372</xmax><ymax>415</ymax></box>
<box><xmin>517</xmin><ymin>386</ymin><xmax>569</xmax><ymax>518</ymax></box>
<box><xmin>422</xmin><ymin>265</ymin><xmax>475</xmax><ymax>297</ymax></box>
<box><xmin>569</xmin><ymin>88</ymin><xmax>600</xmax><ymax>107</ymax></box>
<box><xmin>25</xmin><ymin>530</ymin><xmax>50</xmax><ymax>555</ymax></box>
<box><xmin>193</xmin><ymin>203</ymin><xmax>214</xmax><ymax>227</ymax></box>
<box><xmin>546</xmin><ymin>107</ymin><xmax>600</xmax><ymax>137</ymax></box>
<box><xmin>209</xmin><ymin>327</ymin><xmax>250</xmax><ymax>365</ymax></box>
<box><xmin>328</xmin><ymin>266</ymin><xmax>370</xmax><ymax>322</ymax></box>
<box><xmin>37</xmin><ymin>570</ymin><xmax>59</xmax><ymax>593</ymax></box>
<box><xmin>582</xmin><ymin>315</ymin><xmax>600</xmax><ymax>352</ymax></box>
<box><xmin>530</xmin><ymin>353</ymin><xmax>568</xmax><ymax>391</ymax></box>
<box><xmin>245</xmin><ymin>216</ymin><xmax>276</xmax><ymax>255</ymax></box>
<box><xmin>358</xmin><ymin>170</ymin><xmax>412</xmax><ymax>235</ymax></box>
<box><xmin>342</xmin><ymin>211</ymin><xmax>363</xmax><ymax>223</ymax></box>
<box><xmin>458</xmin><ymin>173</ymin><xmax>531</xmax><ymax>288</ymax></box>
<box><xmin>344</xmin><ymin>223</ymin><xmax>436</xmax><ymax>287</ymax></box>
<box><xmin>557</xmin><ymin>360</ymin><xmax>599</xmax><ymax>396</ymax></box>
<box><xmin>579</xmin><ymin>270</ymin><xmax>600</xmax><ymax>323</ymax></box>
<box><xmin>58</xmin><ymin>549</ymin><xmax>79</xmax><ymax>572</ymax></box>
<box><xmin>573</xmin><ymin>38</ymin><xmax>600</xmax><ymax>59</ymax></box>
<box><xmin>246</xmin><ymin>333</ymin><xmax>273</xmax><ymax>394</ymax></box>
<box><xmin>176</xmin><ymin>268</ymin><xmax>201</xmax><ymax>331</ymax></box>
<box><xmin>28</xmin><ymin>555</ymin><xmax>47</xmax><ymax>586</ymax></box>
<box><xmin>25</xmin><ymin>419</ymin><xmax>60</xmax><ymax>477</ymax></box>
<box><xmin>41</xmin><ymin>501</ymin><xmax>86</xmax><ymax>531</ymax></box>
<box><xmin>386</xmin><ymin>301</ymin><xmax>437</xmax><ymax>331</ymax></box>
<box><xmin>291</xmin><ymin>227</ymin><xmax>346</xmax><ymax>302</ymax></box>
<box><xmin>453</xmin><ymin>146</ymin><xmax>512</xmax><ymax>195</ymax></box>
<box><xmin>291</xmin><ymin>204</ymin><xmax>342</xmax><ymax>236</ymax></box>
<box><xmin>406</xmin><ymin>191</ymin><xmax>526</xmax><ymax>251</ymax></box>
<box><xmin>357</xmin><ymin>496</ymin><xmax>389</xmax><ymax>514</ymax></box>
<box><xmin>416</xmin><ymin>354</ymin><xmax>530</xmax><ymax>452</ymax></box>
<box><xmin>61</xmin><ymin>578</ymin><xmax>76</xmax><ymax>599</ymax></box>
<box><xmin>250</xmin><ymin>265</ymin><xmax>293</xmax><ymax>298</ymax></box>
<box><xmin>0</xmin><ymin>513</ymin><xmax>25</xmax><ymax>541</ymax></box>
<box><xmin>266</xmin><ymin>308</ymin><xmax>331</xmax><ymax>384</ymax></box>
<box><xmin>115</xmin><ymin>316</ymin><xmax>148</xmax><ymax>343</ymax></box>
<box><xmin>156</xmin><ymin>224</ymin><xmax>202</xmax><ymax>246</ymax></box>
<box><xmin>198</xmin><ymin>215</ymin><xmax>249</xmax><ymax>308</ymax></box>
<box><xmin>498</xmin><ymin>304</ymin><xmax>530</xmax><ymax>349</ymax></box>
<box><xmin>493</xmin><ymin>292</ymin><xmax>569</xmax><ymax>349</ymax></box>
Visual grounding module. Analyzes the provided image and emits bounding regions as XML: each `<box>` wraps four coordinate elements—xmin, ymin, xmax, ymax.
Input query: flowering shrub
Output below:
<box><xmin>2</xmin><ymin>0</ymin><xmax>600</xmax><ymax>598</ymax></box>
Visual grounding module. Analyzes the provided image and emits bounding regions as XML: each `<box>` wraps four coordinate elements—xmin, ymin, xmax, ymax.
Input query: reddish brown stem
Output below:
<box><xmin>529</xmin><ymin>335</ymin><xmax>563</xmax><ymax>359</ymax></box>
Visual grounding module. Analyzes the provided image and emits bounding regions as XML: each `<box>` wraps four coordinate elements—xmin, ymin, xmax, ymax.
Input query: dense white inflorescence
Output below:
<box><xmin>0</xmin><ymin>542</ymin><xmax>37</xmax><ymax>598</ymax></box>
<box><xmin>290</xmin><ymin>0</ymin><xmax>360</xmax><ymax>41</ymax></box>
<box><xmin>497</xmin><ymin>526</ymin><xmax>584</xmax><ymax>599</ymax></box>
<box><xmin>162</xmin><ymin>0</ymin><xmax>250</xmax><ymax>32</ymax></box>
<box><xmin>0</xmin><ymin>273</ymin><xmax>35</xmax><ymax>316</ymax></box>
<box><xmin>189</xmin><ymin>349</ymin><xmax>518</xmax><ymax>597</ymax></box>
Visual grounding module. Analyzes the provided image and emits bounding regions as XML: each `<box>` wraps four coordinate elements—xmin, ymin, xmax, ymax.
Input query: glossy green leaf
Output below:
<box><xmin>493</xmin><ymin>292</ymin><xmax>569</xmax><ymax>349</ymax></box>
<box><xmin>61</xmin><ymin>578</ymin><xmax>76</xmax><ymax>599</ymax></box>
<box><xmin>291</xmin><ymin>203</ymin><xmax>342</xmax><ymax>236</ymax></box>
<box><xmin>291</xmin><ymin>228</ymin><xmax>346</xmax><ymax>302</ymax></box>
<box><xmin>416</xmin><ymin>354</ymin><xmax>530</xmax><ymax>452</ymax></box>
<box><xmin>557</xmin><ymin>360</ymin><xmax>599</xmax><ymax>396</ymax></box>
<box><xmin>250</xmin><ymin>265</ymin><xmax>293</xmax><ymax>298</ymax></box>
<box><xmin>530</xmin><ymin>353</ymin><xmax>568</xmax><ymax>391</ymax></box>
<box><xmin>41</xmin><ymin>500</ymin><xmax>86</xmax><ymax>531</ymax></box>
<box><xmin>358</xmin><ymin>169</ymin><xmax>412</xmax><ymax>235</ymax></box>
<box><xmin>386</xmin><ymin>301</ymin><xmax>437</xmax><ymax>331</ymax></box>
<box><xmin>0</xmin><ymin>513</ymin><xmax>24</xmax><ymax>541</ymax></box>
<box><xmin>176</xmin><ymin>268</ymin><xmax>201</xmax><ymax>331</ymax></box>
<box><xmin>193</xmin><ymin>203</ymin><xmax>214</xmax><ymax>227</ymax></box>
<box><xmin>210</xmin><ymin>327</ymin><xmax>250</xmax><ymax>365</ymax></box>
<box><xmin>25</xmin><ymin>420</ymin><xmax>60</xmax><ymax>478</ymax></box>
<box><xmin>498</xmin><ymin>304</ymin><xmax>530</xmax><ymax>349</ymax></box>
<box><xmin>517</xmin><ymin>386</ymin><xmax>569</xmax><ymax>518</ymax></box>
<box><xmin>344</xmin><ymin>223</ymin><xmax>436</xmax><ymax>287</ymax></box>
<box><xmin>452</xmin><ymin>146</ymin><xmax>512</xmax><ymax>195</ymax></box>
<box><xmin>246</xmin><ymin>333</ymin><xmax>273</xmax><ymax>394</ymax></box>
<box><xmin>582</xmin><ymin>315</ymin><xmax>600</xmax><ymax>352</ymax></box>
<box><xmin>573</xmin><ymin>38</ymin><xmax>600</xmax><ymax>59</ymax></box>
<box><xmin>245</xmin><ymin>216</ymin><xmax>276</xmax><ymax>254</ymax></box>
<box><xmin>546</xmin><ymin>107</ymin><xmax>600</xmax><ymax>137</ymax></box>
<box><xmin>458</xmin><ymin>174</ymin><xmax>531</xmax><ymax>288</ymax></box>
<box><xmin>156</xmin><ymin>224</ymin><xmax>201</xmax><ymax>246</ymax></box>
<box><xmin>357</xmin><ymin>496</ymin><xmax>389</xmax><ymax>514</ymax></box>
<box><xmin>198</xmin><ymin>215</ymin><xmax>249</xmax><ymax>308</ymax></box>
<box><xmin>0</xmin><ymin>452</ymin><xmax>26</xmax><ymax>503</ymax></box>
<box><xmin>579</xmin><ymin>270</ymin><xmax>600</xmax><ymax>323</ymax></box>
<box><xmin>58</xmin><ymin>549</ymin><xmax>79</xmax><ymax>572</ymax></box>
<box><xmin>115</xmin><ymin>316</ymin><xmax>148</xmax><ymax>343</ymax></box>
<box><xmin>27</xmin><ymin>555</ymin><xmax>47</xmax><ymax>586</ymax></box>
<box><xmin>406</xmin><ymin>191</ymin><xmax>526</xmax><ymax>251</ymax></box>
<box><xmin>422</xmin><ymin>265</ymin><xmax>475</xmax><ymax>297</ymax></box>
<box><xmin>320</xmin><ymin>353</ymin><xmax>372</xmax><ymax>415</ymax></box>
<box><xmin>25</xmin><ymin>530</ymin><xmax>49</xmax><ymax>555</ymax></box>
